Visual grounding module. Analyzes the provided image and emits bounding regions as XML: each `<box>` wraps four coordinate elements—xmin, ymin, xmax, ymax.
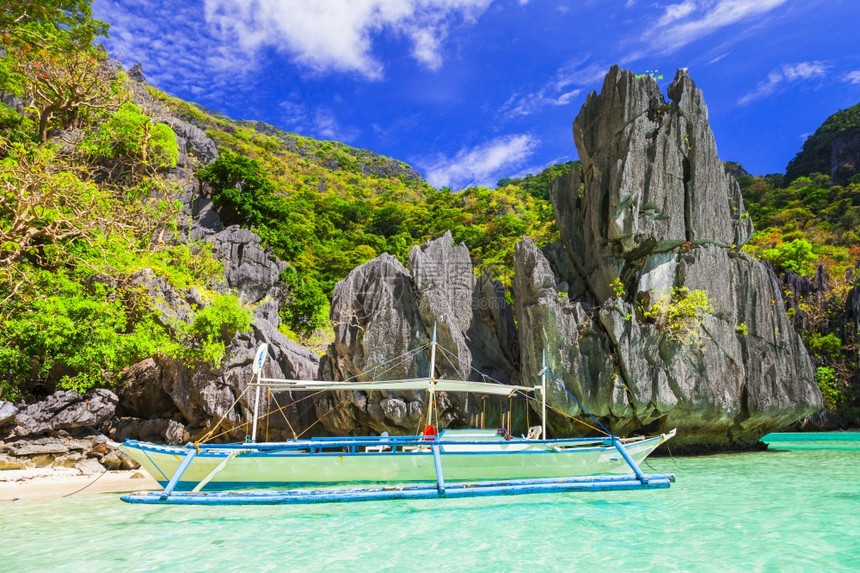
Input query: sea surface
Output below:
<box><xmin>1</xmin><ymin>432</ymin><xmax>858</xmax><ymax>572</ymax></box>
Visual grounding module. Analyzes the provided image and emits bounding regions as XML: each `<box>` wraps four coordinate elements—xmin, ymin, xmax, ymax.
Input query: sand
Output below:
<box><xmin>0</xmin><ymin>467</ymin><xmax>160</xmax><ymax>503</ymax></box>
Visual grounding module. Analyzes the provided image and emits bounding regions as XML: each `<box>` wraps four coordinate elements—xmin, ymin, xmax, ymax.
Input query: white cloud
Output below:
<box><xmin>643</xmin><ymin>0</ymin><xmax>787</xmax><ymax>55</ymax></box>
<box><xmin>655</xmin><ymin>0</ymin><xmax>698</xmax><ymax>27</ymax></box>
<box><xmin>501</xmin><ymin>60</ymin><xmax>607</xmax><ymax>119</ymax></box>
<box><xmin>202</xmin><ymin>0</ymin><xmax>492</xmax><ymax>80</ymax></box>
<box><xmin>420</xmin><ymin>134</ymin><xmax>539</xmax><ymax>189</ymax></box>
<box><xmin>738</xmin><ymin>61</ymin><xmax>829</xmax><ymax>105</ymax></box>
<box><xmin>843</xmin><ymin>70</ymin><xmax>860</xmax><ymax>85</ymax></box>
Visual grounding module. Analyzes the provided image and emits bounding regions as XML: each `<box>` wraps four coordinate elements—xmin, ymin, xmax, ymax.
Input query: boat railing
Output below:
<box><xmin>138</xmin><ymin>434</ymin><xmax>617</xmax><ymax>456</ymax></box>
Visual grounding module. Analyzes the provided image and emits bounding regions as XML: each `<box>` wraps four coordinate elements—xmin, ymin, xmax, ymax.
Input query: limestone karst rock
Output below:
<box><xmin>514</xmin><ymin>67</ymin><xmax>822</xmax><ymax>450</ymax></box>
<box><xmin>318</xmin><ymin>232</ymin><xmax>519</xmax><ymax>435</ymax></box>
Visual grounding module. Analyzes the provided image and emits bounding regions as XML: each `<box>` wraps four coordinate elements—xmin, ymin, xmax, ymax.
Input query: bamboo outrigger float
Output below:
<box><xmin>120</xmin><ymin>325</ymin><xmax>675</xmax><ymax>505</ymax></box>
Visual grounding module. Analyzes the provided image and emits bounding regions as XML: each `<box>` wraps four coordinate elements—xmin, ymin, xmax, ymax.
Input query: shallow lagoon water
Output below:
<box><xmin>1</xmin><ymin>433</ymin><xmax>858</xmax><ymax>572</ymax></box>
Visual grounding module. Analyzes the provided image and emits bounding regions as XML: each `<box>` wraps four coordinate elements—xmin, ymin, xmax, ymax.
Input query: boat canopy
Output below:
<box><xmin>253</xmin><ymin>377</ymin><xmax>533</xmax><ymax>397</ymax></box>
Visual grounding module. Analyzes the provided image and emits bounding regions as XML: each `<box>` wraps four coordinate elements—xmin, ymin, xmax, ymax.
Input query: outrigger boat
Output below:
<box><xmin>120</xmin><ymin>326</ymin><xmax>676</xmax><ymax>505</ymax></box>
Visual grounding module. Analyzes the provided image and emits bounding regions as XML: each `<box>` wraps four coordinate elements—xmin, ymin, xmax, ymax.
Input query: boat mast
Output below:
<box><xmin>426</xmin><ymin>322</ymin><xmax>437</xmax><ymax>429</ymax></box>
<box><xmin>250</xmin><ymin>344</ymin><xmax>268</xmax><ymax>443</ymax></box>
<box><xmin>541</xmin><ymin>349</ymin><xmax>547</xmax><ymax>439</ymax></box>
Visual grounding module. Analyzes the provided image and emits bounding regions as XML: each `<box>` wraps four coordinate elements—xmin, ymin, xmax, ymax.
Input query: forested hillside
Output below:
<box><xmin>0</xmin><ymin>1</ymin><xmax>559</xmax><ymax>401</ymax></box>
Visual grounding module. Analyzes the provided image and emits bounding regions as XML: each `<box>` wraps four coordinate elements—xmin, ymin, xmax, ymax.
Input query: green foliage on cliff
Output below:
<box><xmin>640</xmin><ymin>287</ymin><xmax>713</xmax><ymax>345</ymax></box>
<box><xmin>739</xmin><ymin>145</ymin><xmax>860</xmax><ymax>421</ymax></box>
<box><xmin>80</xmin><ymin>101</ymin><xmax>179</xmax><ymax>170</ymax></box>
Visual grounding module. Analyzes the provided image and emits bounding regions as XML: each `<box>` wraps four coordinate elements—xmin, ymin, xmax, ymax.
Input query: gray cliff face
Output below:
<box><xmin>319</xmin><ymin>232</ymin><xmax>519</xmax><ymax>435</ymax></box>
<box><xmin>515</xmin><ymin>67</ymin><xmax>821</xmax><ymax>449</ymax></box>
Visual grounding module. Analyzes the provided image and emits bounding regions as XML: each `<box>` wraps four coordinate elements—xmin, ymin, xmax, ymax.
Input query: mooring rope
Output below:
<box><xmin>61</xmin><ymin>457</ymin><xmax>120</xmax><ymax>498</ymax></box>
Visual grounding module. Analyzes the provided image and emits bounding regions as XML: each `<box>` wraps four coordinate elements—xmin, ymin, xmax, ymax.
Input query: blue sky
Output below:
<box><xmin>93</xmin><ymin>0</ymin><xmax>860</xmax><ymax>190</ymax></box>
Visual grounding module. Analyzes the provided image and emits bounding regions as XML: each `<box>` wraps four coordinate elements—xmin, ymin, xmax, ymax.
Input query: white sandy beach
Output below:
<box><xmin>0</xmin><ymin>468</ymin><xmax>160</xmax><ymax>503</ymax></box>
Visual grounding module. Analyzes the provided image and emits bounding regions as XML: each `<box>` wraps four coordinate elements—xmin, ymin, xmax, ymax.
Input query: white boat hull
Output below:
<box><xmin>120</xmin><ymin>430</ymin><xmax>674</xmax><ymax>491</ymax></box>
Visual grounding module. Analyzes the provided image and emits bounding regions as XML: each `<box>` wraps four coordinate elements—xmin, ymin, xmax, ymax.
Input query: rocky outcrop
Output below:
<box><xmin>10</xmin><ymin>389</ymin><xmax>118</xmax><ymax>437</ymax></box>
<box><xmin>0</xmin><ymin>390</ymin><xmax>136</xmax><ymax>471</ymax></box>
<box><xmin>514</xmin><ymin>67</ymin><xmax>822</xmax><ymax>450</ymax></box>
<box><xmin>318</xmin><ymin>232</ymin><xmax>519</xmax><ymax>435</ymax></box>
<box><xmin>212</xmin><ymin>226</ymin><xmax>288</xmax><ymax>304</ymax></box>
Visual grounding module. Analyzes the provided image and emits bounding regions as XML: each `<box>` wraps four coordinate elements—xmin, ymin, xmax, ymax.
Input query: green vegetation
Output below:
<box><xmin>80</xmin><ymin>101</ymin><xmax>179</xmax><ymax>171</ymax></box>
<box><xmin>640</xmin><ymin>287</ymin><xmax>713</xmax><ymax>345</ymax></box>
<box><xmin>190</xmin><ymin>118</ymin><xmax>559</xmax><ymax>335</ymax></box>
<box><xmin>0</xmin><ymin>1</ymin><xmax>250</xmax><ymax>401</ymax></box>
<box><xmin>815</xmin><ymin>366</ymin><xmax>841</xmax><ymax>410</ymax></box>
<box><xmin>609</xmin><ymin>277</ymin><xmax>625</xmax><ymax>298</ymax></box>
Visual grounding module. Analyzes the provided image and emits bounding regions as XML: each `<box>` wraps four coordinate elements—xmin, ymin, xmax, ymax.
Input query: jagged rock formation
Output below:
<box><xmin>0</xmin><ymin>389</ymin><xmax>136</xmax><ymax>471</ymax></box>
<box><xmin>514</xmin><ymin>67</ymin><xmax>822</xmax><ymax>450</ymax></box>
<box><xmin>318</xmin><ymin>232</ymin><xmax>519</xmax><ymax>435</ymax></box>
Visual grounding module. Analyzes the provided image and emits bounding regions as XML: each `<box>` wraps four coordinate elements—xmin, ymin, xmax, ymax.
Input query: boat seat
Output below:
<box><xmin>524</xmin><ymin>426</ymin><xmax>542</xmax><ymax>440</ymax></box>
<box><xmin>365</xmin><ymin>445</ymin><xmax>390</xmax><ymax>452</ymax></box>
<box><xmin>365</xmin><ymin>432</ymin><xmax>391</xmax><ymax>452</ymax></box>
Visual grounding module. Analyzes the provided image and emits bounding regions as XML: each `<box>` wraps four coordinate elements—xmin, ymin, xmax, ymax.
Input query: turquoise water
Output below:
<box><xmin>1</xmin><ymin>433</ymin><xmax>858</xmax><ymax>572</ymax></box>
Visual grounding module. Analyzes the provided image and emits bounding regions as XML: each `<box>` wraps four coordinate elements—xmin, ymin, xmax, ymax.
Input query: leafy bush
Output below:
<box><xmin>815</xmin><ymin>366</ymin><xmax>841</xmax><ymax>410</ymax></box>
<box><xmin>279</xmin><ymin>270</ymin><xmax>329</xmax><ymax>337</ymax></box>
<box><xmin>179</xmin><ymin>293</ymin><xmax>252</xmax><ymax>367</ymax></box>
<box><xmin>641</xmin><ymin>287</ymin><xmax>713</xmax><ymax>344</ymax></box>
<box><xmin>762</xmin><ymin>239</ymin><xmax>817</xmax><ymax>276</ymax></box>
<box><xmin>80</xmin><ymin>102</ymin><xmax>178</xmax><ymax>170</ymax></box>
<box><xmin>805</xmin><ymin>332</ymin><xmax>842</xmax><ymax>358</ymax></box>
<box><xmin>0</xmin><ymin>270</ymin><xmax>174</xmax><ymax>397</ymax></box>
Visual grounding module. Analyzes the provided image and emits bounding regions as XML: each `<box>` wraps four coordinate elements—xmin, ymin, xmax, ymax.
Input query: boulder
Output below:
<box><xmin>118</xmin><ymin>358</ymin><xmax>180</xmax><ymax>419</ymax></box>
<box><xmin>12</xmin><ymin>389</ymin><xmax>118</xmax><ymax>436</ymax></box>
<box><xmin>514</xmin><ymin>67</ymin><xmax>821</xmax><ymax>450</ymax></box>
<box><xmin>112</xmin><ymin>417</ymin><xmax>189</xmax><ymax>445</ymax></box>
<box><xmin>163</xmin><ymin>116</ymin><xmax>219</xmax><ymax>166</ymax></box>
<box><xmin>0</xmin><ymin>401</ymin><xmax>17</xmax><ymax>427</ymax></box>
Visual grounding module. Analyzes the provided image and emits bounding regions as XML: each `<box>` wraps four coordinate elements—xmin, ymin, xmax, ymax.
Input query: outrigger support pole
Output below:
<box><xmin>160</xmin><ymin>448</ymin><xmax>196</xmax><ymax>499</ymax></box>
<box><xmin>431</xmin><ymin>443</ymin><xmax>446</xmax><ymax>496</ymax></box>
<box><xmin>540</xmin><ymin>349</ymin><xmax>547</xmax><ymax>440</ymax></box>
<box><xmin>426</xmin><ymin>323</ymin><xmax>437</xmax><ymax>429</ymax></box>
<box><xmin>250</xmin><ymin>344</ymin><xmax>268</xmax><ymax>443</ymax></box>
<box><xmin>612</xmin><ymin>437</ymin><xmax>648</xmax><ymax>484</ymax></box>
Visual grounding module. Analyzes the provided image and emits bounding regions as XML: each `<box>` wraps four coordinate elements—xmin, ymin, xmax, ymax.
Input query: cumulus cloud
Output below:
<box><xmin>420</xmin><ymin>134</ymin><xmax>539</xmax><ymax>189</ymax></box>
<box><xmin>738</xmin><ymin>61</ymin><xmax>829</xmax><ymax>105</ymax></box>
<box><xmin>643</xmin><ymin>0</ymin><xmax>787</xmax><ymax>55</ymax></box>
<box><xmin>202</xmin><ymin>0</ymin><xmax>492</xmax><ymax>79</ymax></box>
